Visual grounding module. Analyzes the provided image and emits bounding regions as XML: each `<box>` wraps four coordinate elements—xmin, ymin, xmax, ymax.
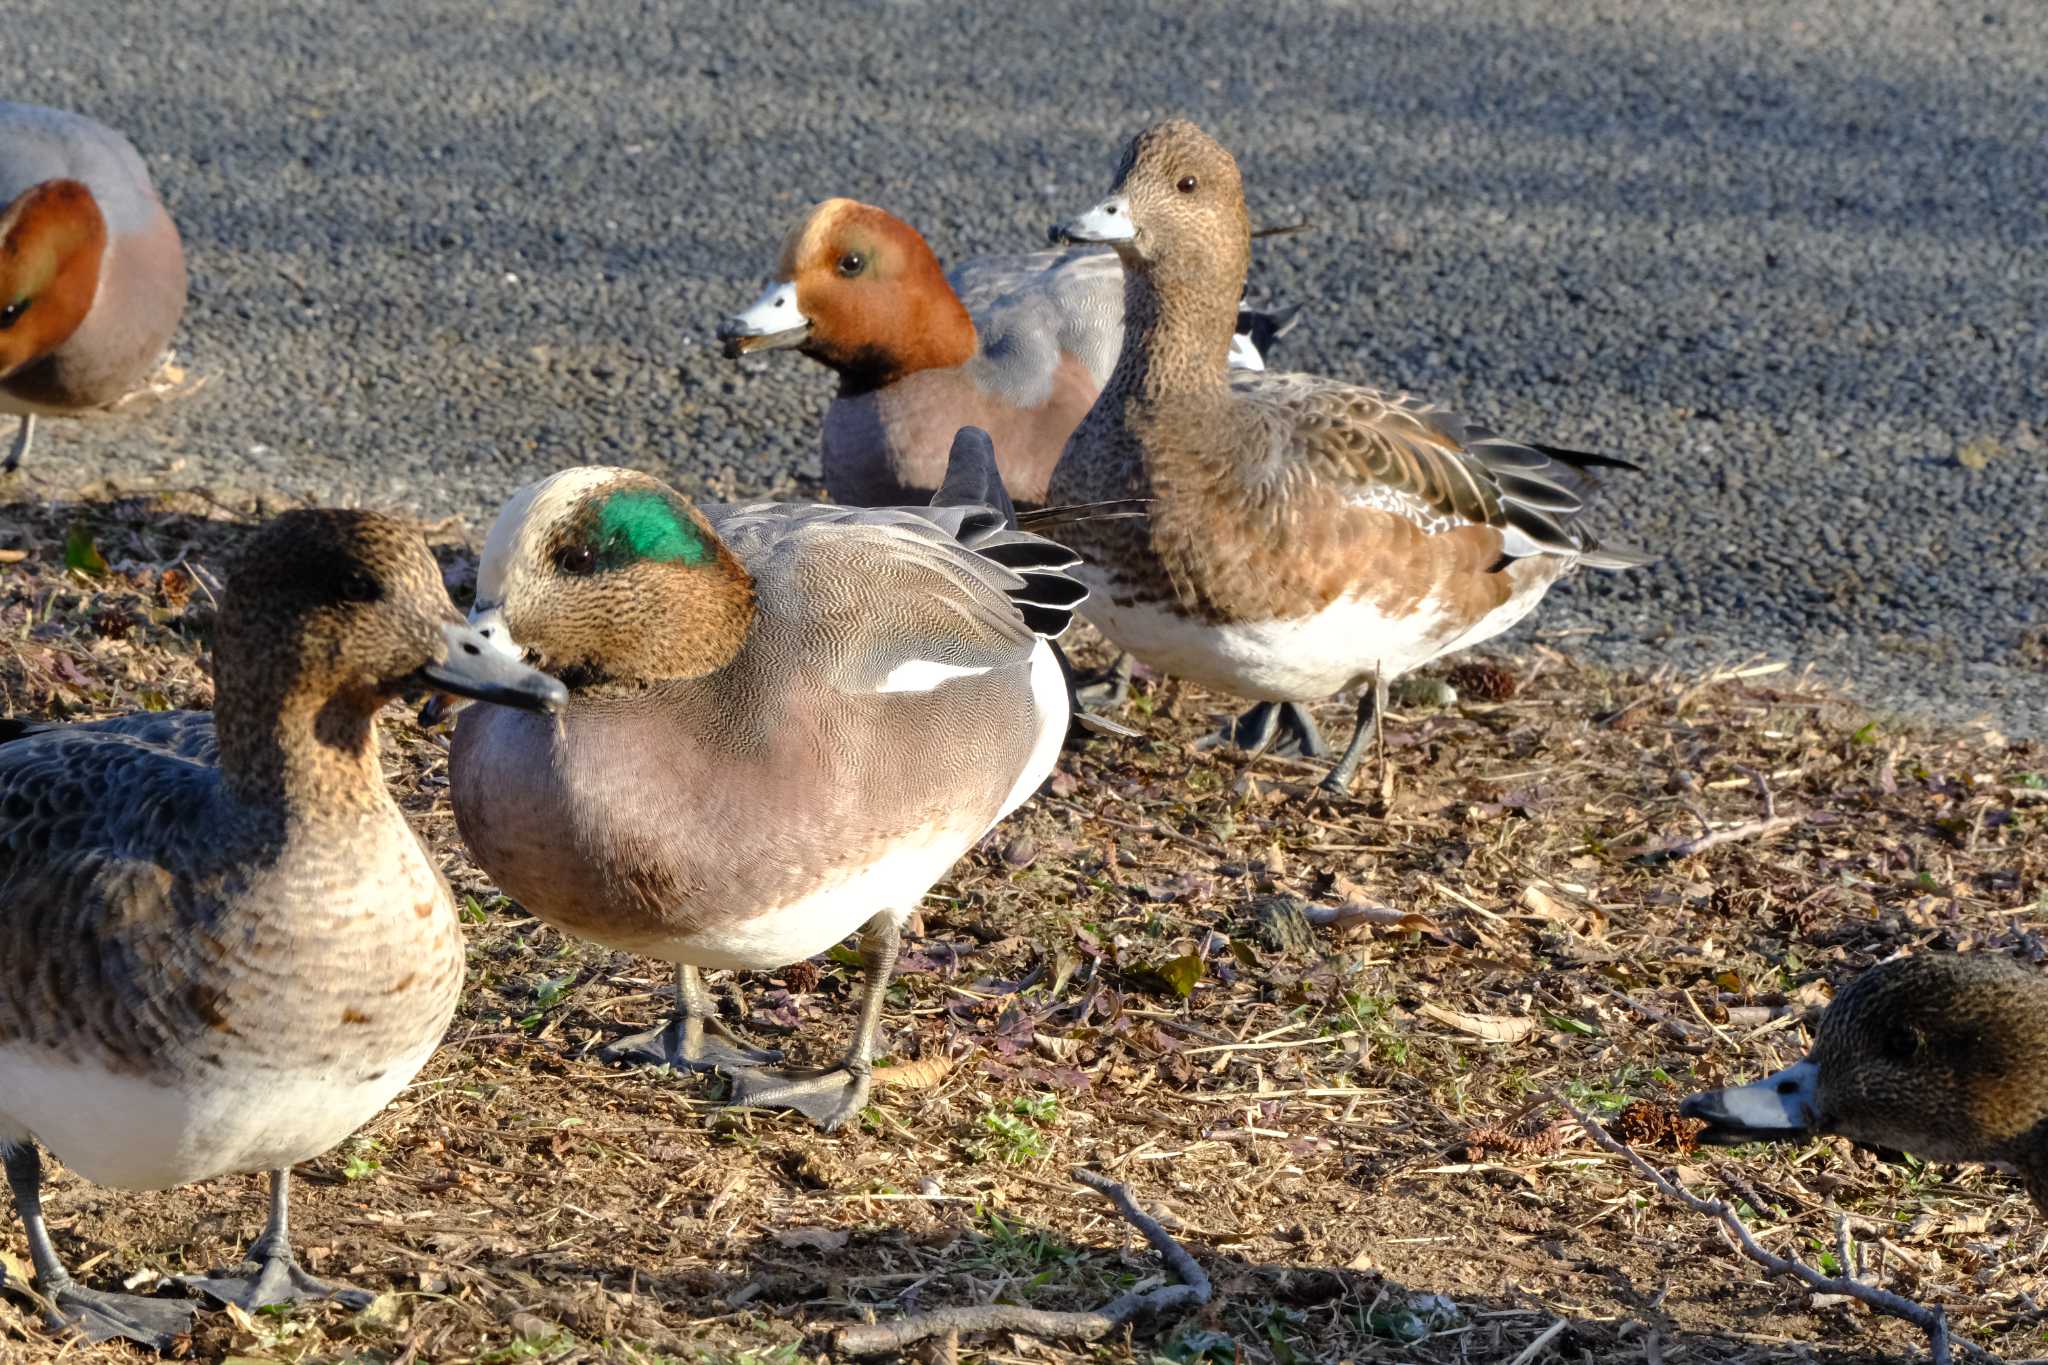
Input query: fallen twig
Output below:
<box><xmin>1557</xmin><ymin>1095</ymin><xmax>1985</xmax><ymax>1364</ymax></box>
<box><xmin>1508</xmin><ymin>1318</ymin><xmax>1568</xmax><ymax>1365</ymax></box>
<box><xmin>1047</xmin><ymin>798</ymin><xmax>1231</xmax><ymax>860</ymax></box>
<box><xmin>836</xmin><ymin>1167</ymin><xmax>1211</xmax><ymax>1356</ymax></box>
<box><xmin>1630</xmin><ymin>812</ymin><xmax>1802</xmax><ymax>862</ymax></box>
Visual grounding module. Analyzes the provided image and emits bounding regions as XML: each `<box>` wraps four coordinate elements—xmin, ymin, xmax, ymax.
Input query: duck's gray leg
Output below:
<box><xmin>1320</xmin><ymin>674</ymin><xmax>1392</xmax><ymax>800</ymax></box>
<box><xmin>729</xmin><ymin>912</ymin><xmax>900</xmax><ymax>1132</ymax></box>
<box><xmin>2</xmin><ymin>416</ymin><xmax>32</xmax><ymax>474</ymax></box>
<box><xmin>598</xmin><ymin>963</ymin><xmax>783</xmax><ymax>1071</ymax></box>
<box><xmin>1198</xmin><ymin>701</ymin><xmax>1330</xmax><ymax>759</ymax></box>
<box><xmin>185</xmin><ymin>1169</ymin><xmax>372</xmax><ymax>1310</ymax></box>
<box><xmin>3</xmin><ymin>1142</ymin><xmax>197</xmax><ymax>1348</ymax></box>
<box><xmin>1070</xmin><ymin>651</ymin><xmax>1134</xmax><ymax>709</ymax></box>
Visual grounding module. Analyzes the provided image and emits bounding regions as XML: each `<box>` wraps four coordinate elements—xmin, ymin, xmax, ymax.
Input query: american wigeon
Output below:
<box><xmin>715</xmin><ymin>197</ymin><xmax>1296</xmax><ymax>508</ymax></box>
<box><xmin>0</xmin><ymin>102</ymin><xmax>186</xmax><ymax>472</ymax></box>
<box><xmin>1048</xmin><ymin>119</ymin><xmax>1647</xmax><ymax>799</ymax></box>
<box><xmin>0</xmin><ymin>511</ymin><xmax>565</xmax><ymax>1347</ymax></box>
<box><xmin>1682</xmin><ymin>953</ymin><xmax>2048</xmax><ymax>1213</ymax></box>
<box><xmin>447</xmin><ymin>428</ymin><xmax>1082</xmax><ymax>1130</ymax></box>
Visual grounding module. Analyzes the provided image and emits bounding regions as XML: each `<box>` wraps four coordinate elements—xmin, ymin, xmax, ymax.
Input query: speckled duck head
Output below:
<box><xmin>1058</xmin><ymin>120</ymin><xmax>1251</xmax><ymax>296</ymax></box>
<box><xmin>469</xmin><ymin>468</ymin><xmax>757</xmax><ymax>689</ymax></box>
<box><xmin>717</xmin><ymin>198</ymin><xmax>976</xmax><ymax>393</ymax></box>
<box><xmin>0</xmin><ymin>177</ymin><xmax>104</xmax><ymax>379</ymax></box>
<box><xmin>1682</xmin><ymin>954</ymin><xmax>2048</xmax><ymax>1209</ymax></box>
<box><xmin>215</xmin><ymin>509</ymin><xmax>566</xmax><ymax>798</ymax></box>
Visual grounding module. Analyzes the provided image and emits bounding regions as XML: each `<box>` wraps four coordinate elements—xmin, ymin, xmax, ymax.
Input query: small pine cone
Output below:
<box><xmin>1614</xmin><ymin>1099</ymin><xmax>1706</xmax><ymax>1152</ymax></box>
<box><xmin>782</xmin><ymin>959</ymin><xmax>821</xmax><ymax>994</ymax></box>
<box><xmin>1447</xmin><ymin>660</ymin><xmax>1519</xmax><ymax>701</ymax></box>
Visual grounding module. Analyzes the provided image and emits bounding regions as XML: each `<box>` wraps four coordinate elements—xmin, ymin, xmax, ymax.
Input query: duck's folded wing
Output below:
<box><xmin>711</xmin><ymin>503</ymin><xmax>1065</xmax><ymax>697</ymax></box>
<box><xmin>0</xmin><ymin>730</ymin><xmax>217</xmax><ymax>1057</ymax></box>
<box><xmin>949</xmin><ymin>248</ymin><xmax>1114</xmax><ymax>317</ymax></box>
<box><xmin>1234</xmin><ymin>374</ymin><xmax>1651</xmax><ymax>569</ymax></box>
<box><xmin>955</xmin><ymin>248</ymin><xmax>1124</xmax><ymax>393</ymax></box>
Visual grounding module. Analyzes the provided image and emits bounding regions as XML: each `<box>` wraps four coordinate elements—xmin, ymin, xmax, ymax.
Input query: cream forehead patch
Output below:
<box><xmin>775</xmin><ymin>197</ymin><xmax>860</xmax><ymax>278</ymax></box>
<box><xmin>476</xmin><ymin>466</ymin><xmax>630</xmax><ymax>603</ymax></box>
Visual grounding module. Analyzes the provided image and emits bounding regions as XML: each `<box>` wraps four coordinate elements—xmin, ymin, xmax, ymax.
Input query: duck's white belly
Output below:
<box><xmin>668</xmin><ymin>833</ymin><xmax>969</xmax><ymax>970</ymax></box>
<box><xmin>1083</xmin><ymin>590</ymin><xmax>1457</xmax><ymax>701</ymax></box>
<box><xmin>665</xmin><ymin>642</ymin><xmax>1068</xmax><ymax>971</ymax></box>
<box><xmin>0</xmin><ymin>1038</ymin><xmax>438</xmax><ymax>1190</ymax></box>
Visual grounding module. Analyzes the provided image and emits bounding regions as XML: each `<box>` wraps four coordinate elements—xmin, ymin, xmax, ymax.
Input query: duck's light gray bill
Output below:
<box><xmin>1678</xmin><ymin>1057</ymin><xmax>1819</xmax><ymax>1145</ymax></box>
<box><xmin>1053</xmin><ymin>195</ymin><xmax>1135</xmax><ymax>245</ymax></box>
<box><xmin>715</xmin><ymin>280</ymin><xmax>812</xmax><ymax>358</ymax></box>
<box><xmin>416</xmin><ymin>619</ymin><xmax>566</xmax><ymax>713</ymax></box>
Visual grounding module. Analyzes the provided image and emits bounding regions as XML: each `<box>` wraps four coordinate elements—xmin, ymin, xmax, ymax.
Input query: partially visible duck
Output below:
<box><xmin>0</xmin><ymin>103</ymin><xmax>186</xmax><ymax>472</ymax></box>
<box><xmin>0</xmin><ymin>510</ymin><xmax>564</xmax><ymax>1347</ymax></box>
<box><xmin>448</xmin><ymin>428</ymin><xmax>1083</xmax><ymax>1131</ymax></box>
<box><xmin>715</xmin><ymin>197</ymin><xmax>1295</xmax><ymax>508</ymax></box>
<box><xmin>1047</xmin><ymin>119</ymin><xmax>1648</xmax><ymax>798</ymax></box>
<box><xmin>1682</xmin><ymin>953</ymin><xmax>2048</xmax><ymax>1213</ymax></box>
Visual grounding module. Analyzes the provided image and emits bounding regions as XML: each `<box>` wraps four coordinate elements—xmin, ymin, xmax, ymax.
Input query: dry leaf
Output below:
<box><xmin>1418</xmin><ymin>1003</ymin><xmax>1535</xmax><ymax>1043</ymax></box>
<box><xmin>774</xmin><ymin>1227</ymin><xmax>850</xmax><ymax>1253</ymax></box>
<box><xmin>1304</xmin><ymin>902</ymin><xmax>1443</xmax><ymax>937</ymax></box>
<box><xmin>1034</xmin><ymin>1032</ymin><xmax>1082</xmax><ymax>1061</ymax></box>
<box><xmin>221</xmin><ymin>1298</ymin><xmax>263</xmax><ymax>1338</ymax></box>
<box><xmin>873</xmin><ymin>1053</ymin><xmax>954</xmax><ymax>1090</ymax></box>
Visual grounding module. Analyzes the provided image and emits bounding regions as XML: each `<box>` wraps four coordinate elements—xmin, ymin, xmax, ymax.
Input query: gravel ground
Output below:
<box><xmin>7</xmin><ymin>0</ymin><xmax>2043</xmax><ymax>734</ymax></box>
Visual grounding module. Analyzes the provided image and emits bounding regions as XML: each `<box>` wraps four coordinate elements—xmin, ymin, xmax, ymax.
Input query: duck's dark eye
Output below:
<box><xmin>339</xmin><ymin>571</ymin><xmax>381</xmax><ymax>604</ymax></box>
<box><xmin>1176</xmin><ymin>175</ymin><xmax>1199</xmax><ymax>195</ymax></box>
<box><xmin>1878</xmin><ymin>1022</ymin><xmax>1920</xmax><ymax>1065</ymax></box>
<box><xmin>554</xmin><ymin>545</ymin><xmax>597</xmax><ymax>576</ymax></box>
<box><xmin>836</xmin><ymin>251</ymin><xmax>866</xmax><ymax>277</ymax></box>
<box><xmin>0</xmin><ymin>299</ymin><xmax>26</xmax><ymax>329</ymax></box>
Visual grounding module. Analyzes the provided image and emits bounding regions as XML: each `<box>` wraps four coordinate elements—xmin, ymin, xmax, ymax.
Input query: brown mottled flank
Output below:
<box><xmin>0</xmin><ymin>103</ymin><xmax>187</xmax><ymax>417</ymax></box>
<box><xmin>1047</xmin><ymin>118</ymin><xmax>1642</xmax><ymax>652</ymax></box>
<box><xmin>452</xmin><ymin>467</ymin><xmax>1079</xmax><ymax>968</ymax></box>
<box><xmin>0</xmin><ymin>511</ymin><xmax>466</xmax><ymax>1092</ymax></box>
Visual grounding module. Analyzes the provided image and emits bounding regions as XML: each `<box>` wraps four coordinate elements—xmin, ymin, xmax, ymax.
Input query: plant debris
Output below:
<box><xmin>0</xmin><ymin>488</ymin><xmax>2042</xmax><ymax>1363</ymax></box>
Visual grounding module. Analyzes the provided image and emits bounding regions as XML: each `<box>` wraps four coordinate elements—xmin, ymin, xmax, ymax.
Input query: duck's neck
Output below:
<box><xmin>1102</xmin><ymin>255</ymin><xmax>1240</xmax><ymax>405</ymax></box>
<box><xmin>214</xmin><ymin>675</ymin><xmax>393</xmax><ymax>818</ymax></box>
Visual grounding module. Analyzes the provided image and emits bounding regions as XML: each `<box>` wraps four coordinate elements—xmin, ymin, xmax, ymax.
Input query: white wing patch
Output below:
<box><xmin>1345</xmin><ymin>482</ymin><xmax>1460</xmax><ymax>536</ymax></box>
<box><xmin>874</xmin><ymin>659</ymin><xmax>994</xmax><ymax>694</ymax></box>
<box><xmin>1227</xmin><ymin>331</ymin><xmax>1266</xmax><ymax>372</ymax></box>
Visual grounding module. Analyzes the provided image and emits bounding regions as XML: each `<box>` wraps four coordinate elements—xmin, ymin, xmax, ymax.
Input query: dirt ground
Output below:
<box><xmin>0</xmin><ymin>489</ymin><xmax>2042</xmax><ymax>1365</ymax></box>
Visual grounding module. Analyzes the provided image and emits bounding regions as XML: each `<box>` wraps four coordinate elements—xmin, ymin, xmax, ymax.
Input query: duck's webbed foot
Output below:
<box><xmin>597</xmin><ymin>964</ymin><xmax>783</xmax><ymax>1071</ymax></box>
<box><xmin>728</xmin><ymin>1062</ymin><xmax>874</xmax><ymax>1132</ymax></box>
<box><xmin>42</xmin><ymin>1284</ymin><xmax>199</xmax><ymax>1349</ymax></box>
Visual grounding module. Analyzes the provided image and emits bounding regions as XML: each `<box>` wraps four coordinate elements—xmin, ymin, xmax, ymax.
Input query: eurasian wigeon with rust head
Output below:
<box><xmin>0</xmin><ymin>511</ymin><xmax>565</xmax><ymax>1348</ymax></box>
<box><xmin>1683</xmin><ymin>953</ymin><xmax>2048</xmax><ymax>1215</ymax></box>
<box><xmin>1047</xmin><ymin>119</ymin><xmax>1650</xmax><ymax>801</ymax></box>
<box><xmin>716</xmin><ymin>196</ymin><xmax>1296</xmax><ymax>509</ymax></box>
<box><xmin>0</xmin><ymin>103</ymin><xmax>187</xmax><ymax>473</ymax></box>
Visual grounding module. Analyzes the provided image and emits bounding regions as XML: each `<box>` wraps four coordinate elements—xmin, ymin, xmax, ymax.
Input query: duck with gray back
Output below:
<box><xmin>1682</xmin><ymin>953</ymin><xmax>2048</xmax><ymax>1213</ymax></box>
<box><xmin>448</xmin><ymin>427</ymin><xmax>1084</xmax><ymax>1131</ymax></box>
<box><xmin>1048</xmin><ymin>119</ymin><xmax>1648</xmax><ymax>800</ymax></box>
<box><xmin>0</xmin><ymin>510</ymin><xmax>564</xmax><ymax>1348</ymax></box>
<box><xmin>0</xmin><ymin>102</ymin><xmax>187</xmax><ymax>472</ymax></box>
